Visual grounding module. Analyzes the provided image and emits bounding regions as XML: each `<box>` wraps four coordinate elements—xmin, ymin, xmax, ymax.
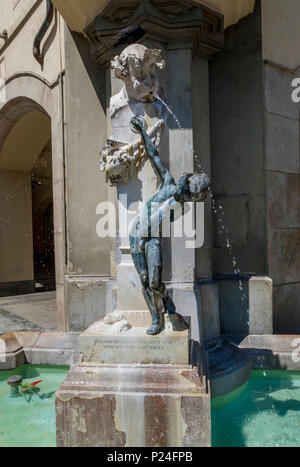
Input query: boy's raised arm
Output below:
<box><xmin>131</xmin><ymin>117</ymin><xmax>171</xmax><ymax>183</ymax></box>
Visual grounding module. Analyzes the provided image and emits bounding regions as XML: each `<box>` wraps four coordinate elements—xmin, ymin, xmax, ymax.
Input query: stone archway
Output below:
<box><xmin>0</xmin><ymin>108</ymin><xmax>53</xmax><ymax>294</ymax></box>
<box><xmin>0</xmin><ymin>74</ymin><xmax>66</xmax><ymax>331</ymax></box>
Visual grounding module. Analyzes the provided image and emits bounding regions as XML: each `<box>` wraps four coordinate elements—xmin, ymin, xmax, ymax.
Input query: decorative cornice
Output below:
<box><xmin>84</xmin><ymin>0</ymin><xmax>224</xmax><ymax>67</ymax></box>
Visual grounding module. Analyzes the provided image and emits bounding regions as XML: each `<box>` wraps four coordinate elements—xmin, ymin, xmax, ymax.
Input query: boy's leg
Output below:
<box><xmin>145</xmin><ymin>238</ymin><xmax>164</xmax><ymax>335</ymax></box>
<box><xmin>146</xmin><ymin>239</ymin><xmax>188</xmax><ymax>332</ymax></box>
<box><xmin>131</xmin><ymin>236</ymin><xmax>162</xmax><ymax>334</ymax></box>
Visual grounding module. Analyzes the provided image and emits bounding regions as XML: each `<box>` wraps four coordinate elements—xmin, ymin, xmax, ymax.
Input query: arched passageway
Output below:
<box><xmin>0</xmin><ymin>97</ymin><xmax>57</xmax><ymax>330</ymax></box>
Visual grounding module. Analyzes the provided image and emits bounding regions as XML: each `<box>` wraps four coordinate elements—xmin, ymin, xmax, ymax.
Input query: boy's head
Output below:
<box><xmin>176</xmin><ymin>173</ymin><xmax>210</xmax><ymax>202</ymax></box>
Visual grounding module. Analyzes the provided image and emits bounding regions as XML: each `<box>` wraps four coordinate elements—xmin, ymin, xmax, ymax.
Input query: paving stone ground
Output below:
<box><xmin>0</xmin><ymin>292</ymin><xmax>57</xmax><ymax>336</ymax></box>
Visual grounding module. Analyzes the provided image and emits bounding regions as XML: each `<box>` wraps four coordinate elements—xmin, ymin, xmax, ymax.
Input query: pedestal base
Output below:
<box><xmin>56</xmin><ymin>362</ymin><xmax>210</xmax><ymax>447</ymax></box>
<box><xmin>79</xmin><ymin>317</ymin><xmax>189</xmax><ymax>365</ymax></box>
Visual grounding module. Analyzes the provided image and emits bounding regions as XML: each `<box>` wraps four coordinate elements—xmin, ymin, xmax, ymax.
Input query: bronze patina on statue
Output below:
<box><xmin>129</xmin><ymin>116</ymin><xmax>209</xmax><ymax>335</ymax></box>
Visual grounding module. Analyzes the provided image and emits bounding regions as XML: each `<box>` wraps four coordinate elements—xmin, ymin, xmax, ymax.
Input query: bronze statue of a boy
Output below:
<box><xmin>129</xmin><ymin>116</ymin><xmax>209</xmax><ymax>335</ymax></box>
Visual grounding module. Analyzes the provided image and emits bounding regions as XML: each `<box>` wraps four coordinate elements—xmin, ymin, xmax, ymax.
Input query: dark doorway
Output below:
<box><xmin>31</xmin><ymin>139</ymin><xmax>56</xmax><ymax>292</ymax></box>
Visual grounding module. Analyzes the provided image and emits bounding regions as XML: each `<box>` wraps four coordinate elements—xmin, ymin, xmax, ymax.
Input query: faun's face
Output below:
<box><xmin>112</xmin><ymin>45</ymin><xmax>164</xmax><ymax>103</ymax></box>
<box><xmin>126</xmin><ymin>56</ymin><xmax>160</xmax><ymax>102</ymax></box>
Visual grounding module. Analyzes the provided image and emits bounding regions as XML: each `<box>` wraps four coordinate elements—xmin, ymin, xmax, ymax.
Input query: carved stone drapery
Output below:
<box><xmin>84</xmin><ymin>0</ymin><xmax>224</xmax><ymax>67</ymax></box>
<box><xmin>100</xmin><ymin>43</ymin><xmax>167</xmax><ymax>185</ymax></box>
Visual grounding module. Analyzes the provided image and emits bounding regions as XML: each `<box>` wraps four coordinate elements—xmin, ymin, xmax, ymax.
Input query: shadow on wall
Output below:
<box><xmin>214</xmin><ymin>274</ymin><xmax>251</xmax><ymax>335</ymax></box>
<box><xmin>70</xmin><ymin>31</ymin><xmax>107</xmax><ymax>112</ymax></box>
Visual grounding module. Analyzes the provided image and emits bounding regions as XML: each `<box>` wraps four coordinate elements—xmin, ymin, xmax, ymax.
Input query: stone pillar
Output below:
<box><xmin>56</xmin><ymin>0</ymin><xmax>224</xmax><ymax>448</ymax></box>
<box><xmin>192</xmin><ymin>56</ymin><xmax>220</xmax><ymax>344</ymax></box>
<box><xmin>51</xmin><ymin>83</ymin><xmax>68</xmax><ymax>332</ymax></box>
<box><xmin>167</xmin><ymin>48</ymin><xmax>194</xmax><ymax>284</ymax></box>
<box><xmin>249</xmin><ymin>276</ymin><xmax>273</xmax><ymax>334</ymax></box>
<box><xmin>167</xmin><ymin>47</ymin><xmax>202</xmax><ymax>348</ymax></box>
<box><xmin>167</xmin><ymin>50</ymin><xmax>220</xmax><ymax>348</ymax></box>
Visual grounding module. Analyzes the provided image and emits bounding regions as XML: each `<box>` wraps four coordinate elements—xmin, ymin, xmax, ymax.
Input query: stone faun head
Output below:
<box><xmin>111</xmin><ymin>44</ymin><xmax>165</xmax><ymax>102</ymax></box>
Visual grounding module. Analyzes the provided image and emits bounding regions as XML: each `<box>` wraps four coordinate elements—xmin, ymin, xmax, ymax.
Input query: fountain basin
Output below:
<box><xmin>0</xmin><ymin>364</ymin><xmax>69</xmax><ymax>447</ymax></box>
<box><xmin>212</xmin><ymin>369</ymin><xmax>300</xmax><ymax>447</ymax></box>
<box><xmin>207</xmin><ymin>337</ymin><xmax>252</xmax><ymax>397</ymax></box>
<box><xmin>1</xmin><ymin>363</ymin><xmax>299</xmax><ymax>447</ymax></box>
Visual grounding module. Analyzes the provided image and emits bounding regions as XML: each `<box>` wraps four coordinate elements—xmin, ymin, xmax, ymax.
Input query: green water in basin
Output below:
<box><xmin>0</xmin><ymin>365</ymin><xmax>69</xmax><ymax>447</ymax></box>
<box><xmin>212</xmin><ymin>370</ymin><xmax>300</xmax><ymax>447</ymax></box>
<box><xmin>1</xmin><ymin>366</ymin><xmax>299</xmax><ymax>447</ymax></box>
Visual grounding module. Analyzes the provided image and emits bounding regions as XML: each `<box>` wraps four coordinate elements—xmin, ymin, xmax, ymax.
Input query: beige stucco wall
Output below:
<box><xmin>64</xmin><ymin>26</ymin><xmax>110</xmax><ymax>277</ymax></box>
<box><xmin>0</xmin><ymin>1</ymin><xmax>67</xmax><ymax>326</ymax></box>
<box><xmin>261</xmin><ymin>0</ymin><xmax>300</xmax><ymax>332</ymax></box>
<box><xmin>0</xmin><ymin>169</ymin><xmax>34</xmax><ymax>282</ymax></box>
<box><xmin>0</xmin><ymin>0</ymin><xmax>38</xmax><ymax>37</ymax></box>
<box><xmin>0</xmin><ymin>0</ymin><xmax>65</xmax><ymax>84</ymax></box>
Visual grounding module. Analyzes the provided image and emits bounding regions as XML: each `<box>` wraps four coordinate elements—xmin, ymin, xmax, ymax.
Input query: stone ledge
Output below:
<box><xmin>57</xmin><ymin>362</ymin><xmax>204</xmax><ymax>395</ymax></box>
<box><xmin>230</xmin><ymin>334</ymin><xmax>300</xmax><ymax>353</ymax></box>
<box><xmin>0</xmin><ymin>331</ymin><xmax>80</xmax><ymax>370</ymax></box>
<box><xmin>225</xmin><ymin>334</ymin><xmax>300</xmax><ymax>371</ymax></box>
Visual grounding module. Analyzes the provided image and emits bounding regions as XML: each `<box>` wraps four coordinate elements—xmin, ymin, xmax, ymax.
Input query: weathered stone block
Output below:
<box><xmin>218</xmin><ymin>279</ymin><xmax>250</xmax><ymax>335</ymax></box>
<box><xmin>200</xmin><ymin>282</ymin><xmax>220</xmax><ymax>341</ymax></box>
<box><xmin>116</xmin><ymin>263</ymin><xmax>147</xmax><ymax>310</ymax></box>
<box><xmin>213</xmin><ymin>195</ymin><xmax>266</xmax><ymax>275</ymax></box>
<box><xmin>264</xmin><ymin>64</ymin><xmax>299</xmax><ymax>120</ymax></box>
<box><xmin>267</xmin><ymin>172</ymin><xmax>300</xmax><ymax>229</ymax></box>
<box><xmin>273</xmin><ymin>283</ymin><xmax>300</xmax><ymax>334</ymax></box>
<box><xmin>268</xmin><ymin>229</ymin><xmax>300</xmax><ymax>285</ymax></box>
<box><xmin>265</xmin><ymin>112</ymin><xmax>299</xmax><ymax>173</ymax></box>
<box><xmin>214</xmin><ymin>195</ymin><xmax>250</xmax><ymax>248</ymax></box>
<box><xmin>67</xmin><ymin>277</ymin><xmax>116</xmax><ymax>332</ymax></box>
<box><xmin>249</xmin><ymin>276</ymin><xmax>273</xmax><ymax>334</ymax></box>
<box><xmin>170</xmin><ymin>284</ymin><xmax>202</xmax><ymax>346</ymax></box>
<box><xmin>80</xmin><ymin>320</ymin><xmax>189</xmax><ymax>365</ymax></box>
<box><xmin>56</xmin><ymin>362</ymin><xmax>210</xmax><ymax>447</ymax></box>
<box><xmin>218</xmin><ymin>276</ymin><xmax>273</xmax><ymax>335</ymax></box>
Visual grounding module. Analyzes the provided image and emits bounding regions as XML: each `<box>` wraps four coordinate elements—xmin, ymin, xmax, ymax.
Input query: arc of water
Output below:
<box><xmin>154</xmin><ymin>93</ymin><xmax>247</xmax><ymax>299</ymax></box>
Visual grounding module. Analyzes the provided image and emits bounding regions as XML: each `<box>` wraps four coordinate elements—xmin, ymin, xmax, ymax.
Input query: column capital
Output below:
<box><xmin>85</xmin><ymin>0</ymin><xmax>224</xmax><ymax>67</ymax></box>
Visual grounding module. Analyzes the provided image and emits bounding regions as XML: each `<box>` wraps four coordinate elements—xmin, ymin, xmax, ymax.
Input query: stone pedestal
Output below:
<box><xmin>56</xmin><ymin>362</ymin><xmax>210</xmax><ymax>447</ymax></box>
<box><xmin>56</xmin><ymin>311</ymin><xmax>211</xmax><ymax>447</ymax></box>
<box><xmin>80</xmin><ymin>319</ymin><xmax>189</xmax><ymax>365</ymax></box>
